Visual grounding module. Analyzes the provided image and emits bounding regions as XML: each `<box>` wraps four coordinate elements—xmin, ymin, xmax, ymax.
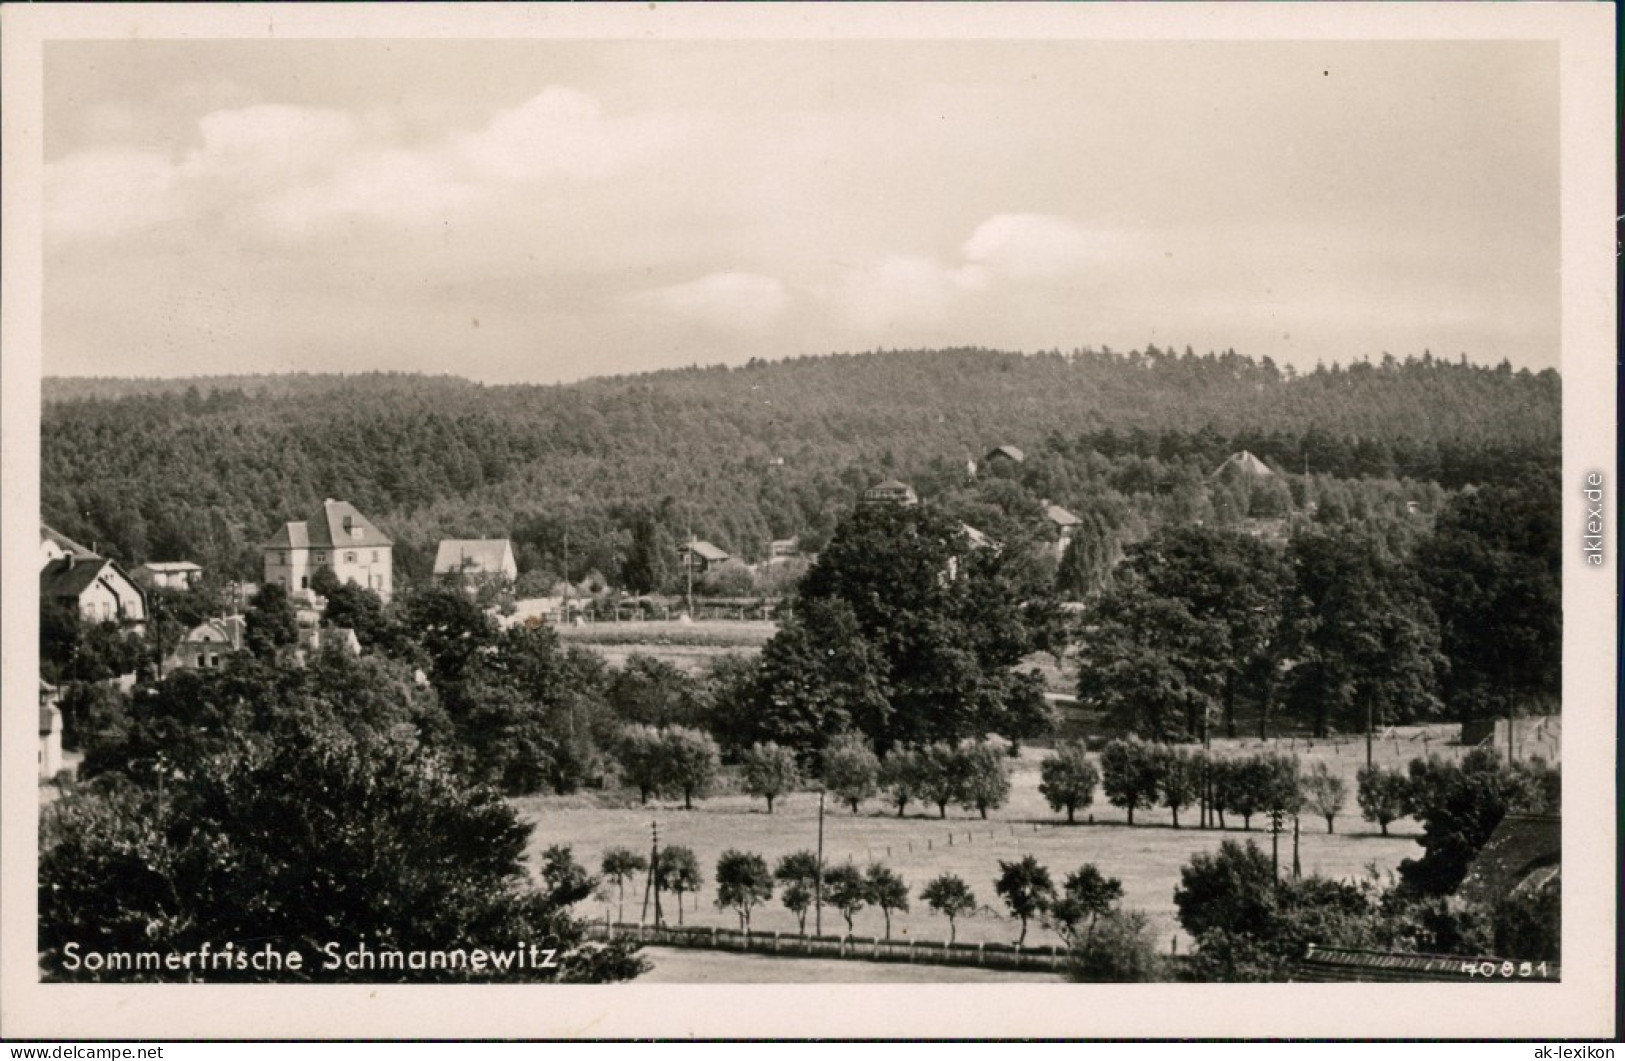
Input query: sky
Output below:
<box><xmin>42</xmin><ymin>37</ymin><xmax>1561</xmax><ymax>384</ymax></box>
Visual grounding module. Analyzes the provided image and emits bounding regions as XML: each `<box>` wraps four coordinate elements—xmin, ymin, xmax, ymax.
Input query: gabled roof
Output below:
<box><xmin>41</xmin><ymin>525</ymin><xmax>98</xmax><ymax>560</ymax></box>
<box><xmin>680</xmin><ymin>540</ymin><xmax>731</xmax><ymax>562</ymax></box>
<box><xmin>184</xmin><ymin>616</ymin><xmax>246</xmax><ymax>649</ymax></box>
<box><xmin>960</xmin><ymin>523</ymin><xmax>994</xmax><ymax>550</ymax></box>
<box><xmin>433</xmin><ymin>538</ymin><xmax>515</xmax><ymax>574</ymax></box>
<box><xmin>1044</xmin><ymin>504</ymin><xmax>1082</xmax><ymax>528</ymax></box>
<box><xmin>985</xmin><ymin>444</ymin><xmax>1025</xmax><ymax>463</ymax></box>
<box><xmin>1457</xmin><ymin>813</ymin><xmax>1561</xmax><ymax>908</ymax></box>
<box><xmin>41</xmin><ymin>556</ymin><xmax>121</xmax><ymax>600</ymax></box>
<box><xmin>1211</xmin><ymin>450</ymin><xmax>1275</xmax><ymax>479</ymax></box>
<box><xmin>264</xmin><ymin>499</ymin><xmax>392</xmax><ymax>550</ymax></box>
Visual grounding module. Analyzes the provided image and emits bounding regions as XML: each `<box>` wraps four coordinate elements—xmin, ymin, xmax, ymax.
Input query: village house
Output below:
<box><xmin>133</xmin><ymin>561</ymin><xmax>204</xmax><ymax>590</ymax></box>
<box><xmin>984</xmin><ymin>444</ymin><xmax>1025</xmax><ymax>466</ymax></box>
<box><xmin>262</xmin><ymin>499</ymin><xmax>394</xmax><ymax>603</ymax></box>
<box><xmin>1042</xmin><ymin>501</ymin><xmax>1083</xmax><ymax>558</ymax></box>
<box><xmin>861</xmin><ymin>479</ymin><xmax>919</xmax><ymax>507</ymax></box>
<box><xmin>1211</xmin><ymin>449</ymin><xmax>1275</xmax><ymax>480</ymax></box>
<box><xmin>678</xmin><ymin>540</ymin><xmax>732</xmax><ymax>575</ymax></box>
<box><xmin>172</xmin><ymin>616</ymin><xmax>247</xmax><ymax>671</ymax></box>
<box><xmin>433</xmin><ymin>538</ymin><xmax>518</xmax><ymax>584</ymax></box>
<box><xmin>39</xmin><ymin>526</ymin><xmax>147</xmax><ymax>630</ymax></box>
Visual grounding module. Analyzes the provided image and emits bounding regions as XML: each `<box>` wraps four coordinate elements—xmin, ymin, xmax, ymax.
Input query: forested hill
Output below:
<box><xmin>41</xmin><ymin>346</ymin><xmax>1559</xmax><ymax>582</ymax></box>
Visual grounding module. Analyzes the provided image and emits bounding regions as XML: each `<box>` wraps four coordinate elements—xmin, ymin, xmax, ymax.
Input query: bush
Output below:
<box><xmin>1068</xmin><ymin>909</ymin><xmax>1166</xmax><ymax>982</ymax></box>
<box><xmin>1173</xmin><ymin>839</ymin><xmax>1276</xmax><ymax>940</ymax></box>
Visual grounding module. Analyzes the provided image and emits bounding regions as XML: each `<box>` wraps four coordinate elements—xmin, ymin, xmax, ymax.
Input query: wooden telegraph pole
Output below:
<box><xmin>814</xmin><ymin>788</ymin><xmax>826</xmax><ymax>936</ymax></box>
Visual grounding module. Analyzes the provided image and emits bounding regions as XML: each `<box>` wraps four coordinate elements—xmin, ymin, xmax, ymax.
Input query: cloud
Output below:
<box><xmin>46</xmin><ymin>88</ymin><xmax>695</xmax><ymax>243</ymax></box>
<box><xmin>961</xmin><ymin>213</ymin><xmax>1105</xmax><ymax>280</ymax></box>
<box><xmin>834</xmin><ymin>255</ymin><xmax>976</xmax><ymax>332</ymax></box>
<box><xmin>630</xmin><ymin>271</ymin><xmax>788</xmax><ymax>331</ymax></box>
<box><xmin>46</xmin><ymin>149</ymin><xmax>180</xmax><ymax>237</ymax></box>
<box><xmin>454</xmin><ymin>87</ymin><xmax>688</xmax><ymax>183</ymax></box>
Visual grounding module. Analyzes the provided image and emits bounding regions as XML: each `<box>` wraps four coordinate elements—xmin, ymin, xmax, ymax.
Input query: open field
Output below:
<box><xmin>554</xmin><ymin>619</ymin><xmax>775</xmax><ymax>673</ymax></box>
<box><xmin>518</xmin><ymin>729</ymin><xmax>1521</xmax><ymax>961</ymax></box>
<box><xmin>634</xmin><ymin>945</ymin><xmax>1062</xmax><ymax>983</ymax></box>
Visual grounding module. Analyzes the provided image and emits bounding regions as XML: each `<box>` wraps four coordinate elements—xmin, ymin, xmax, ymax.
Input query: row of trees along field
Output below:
<box><xmin>42</xmin><ymin>347</ymin><xmax>1556</xmax><ymax>586</ymax></box>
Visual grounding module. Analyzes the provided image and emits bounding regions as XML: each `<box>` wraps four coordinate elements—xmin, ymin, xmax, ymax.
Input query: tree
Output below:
<box><xmin>1099</xmin><ymin>737</ymin><xmax>1163</xmax><ymax>826</ymax></box>
<box><xmin>740</xmin><ymin>741</ymin><xmax>800</xmax><ymax>813</ymax></box>
<box><xmin>956</xmin><ymin>740</ymin><xmax>1011</xmax><ymax>819</ymax></box>
<box><xmin>1356</xmin><ymin>764</ymin><xmax>1409</xmax><ymax>836</ymax></box>
<box><xmin>746</xmin><ymin>598</ymin><xmax>892</xmax><ymax>756</ymax></box>
<box><xmin>320</xmin><ymin>581</ymin><xmax>389</xmax><ymax>650</ymax></box>
<box><xmin>608</xmin><ymin>655</ymin><xmax>705</xmax><ymax>729</ymax></box>
<box><xmin>1067</xmin><ymin>909</ymin><xmax>1164</xmax><ymax>982</ymax></box>
<box><xmin>622</xmin><ymin>512</ymin><xmax>676</xmax><ymax>595</ymax></box>
<box><xmin>1281</xmin><ymin>530</ymin><xmax>1446</xmax><ymax>738</ymax></box>
<box><xmin>823</xmin><ymin>863</ymin><xmax>868</xmax><ymax>935</ymax></box>
<box><xmin>1417</xmin><ymin>480</ymin><xmax>1560</xmax><ymax>724</ymax></box>
<box><xmin>995</xmin><ymin>856</ymin><xmax>1055</xmax><ymax>946</ymax></box>
<box><xmin>864</xmin><ymin>863</ymin><xmax>910</xmax><ymax>941</ymax></box>
<box><xmin>1046</xmin><ymin>864</ymin><xmax>1124</xmax><ymax>948</ymax></box>
<box><xmin>788</xmin><ymin>501</ymin><xmax>1060</xmax><ymax>751</ymax></box>
<box><xmin>713</xmin><ymin>850</ymin><xmax>773</xmax><ymax>932</ymax></box>
<box><xmin>1398</xmin><ymin>748</ymin><xmax>1545</xmax><ymax>896</ymax></box>
<box><xmin>917</xmin><ymin>741</ymin><xmax>965</xmax><ymax>819</ymax></box>
<box><xmin>615</xmin><ymin>725</ymin><xmax>671</xmax><ymax>804</ymax></box>
<box><xmin>243</xmin><ymin>582</ymin><xmax>299</xmax><ymax>659</ymax></box>
<box><xmin>921</xmin><ymin>874</ymin><xmax>977</xmax><ymax>944</ymax></box>
<box><xmin>661</xmin><ymin>727</ymin><xmax>721</xmax><ymax>810</ymax></box>
<box><xmin>1038</xmin><ymin>742</ymin><xmax>1099</xmax><ymax>824</ymax></box>
<box><xmin>1301</xmin><ymin>763</ymin><xmax>1347</xmax><ymax>834</ymax></box>
<box><xmin>1223</xmin><ymin>755</ymin><xmax>1274</xmax><ymax>831</ymax></box>
<box><xmin>1173</xmin><ymin>839</ymin><xmax>1276</xmax><ymax>940</ymax></box>
<box><xmin>600</xmin><ymin>847</ymin><xmax>647</xmax><ymax>924</ymax></box>
<box><xmin>823</xmin><ymin>732</ymin><xmax>880</xmax><ymax>813</ymax></box>
<box><xmin>1157</xmin><ymin>744</ymin><xmax>1200</xmax><ymax>828</ymax></box>
<box><xmin>40</xmin><ymin>722</ymin><xmax>645</xmax><ymax>983</ymax></box>
<box><xmin>774</xmin><ymin>851</ymin><xmax>824</xmax><ymax>936</ymax></box>
<box><xmin>652</xmin><ymin>846</ymin><xmax>702</xmax><ymax>926</ymax></box>
<box><xmin>879</xmin><ymin>746</ymin><xmax>924</xmax><ymax>817</ymax></box>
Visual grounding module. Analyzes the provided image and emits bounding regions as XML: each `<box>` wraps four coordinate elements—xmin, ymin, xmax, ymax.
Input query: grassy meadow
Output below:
<box><xmin>517</xmin><ymin>726</ymin><xmax>1536</xmax><ymax>956</ymax></box>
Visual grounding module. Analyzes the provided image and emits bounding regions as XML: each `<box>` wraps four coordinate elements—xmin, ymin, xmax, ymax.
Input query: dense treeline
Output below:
<box><xmin>42</xmin><ymin>347</ymin><xmax>1558</xmax><ymax>586</ymax></box>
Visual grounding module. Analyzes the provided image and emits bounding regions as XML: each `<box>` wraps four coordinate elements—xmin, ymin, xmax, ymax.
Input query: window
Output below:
<box><xmin>278</xmin><ymin>552</ymin><xmax>286</xmax><ymax>565</ymax></box>
<box><xmin>372</xmin><ymin>551</ymin><xmax>380</xmax><ymax>562</ymax></box>
<box><xmin>301</xmin><ymin>576</ymin><xmax>309</xmax><ymax>589</ymax></box>
<box><xmin>315</xmin><ymin>551</ymin><xmax>326</xmax><ymax>563</ymax></box>
<box><xmin>345</xmin><ymin>552</ymin><xmax>356</xmax><ymax>563</ymax></box>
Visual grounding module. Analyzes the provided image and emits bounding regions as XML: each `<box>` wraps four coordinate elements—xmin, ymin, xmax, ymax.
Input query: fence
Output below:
<box><xmin>585</xmin><ymin>921</ymin><xmax>1072</xmax><ymax>973</ymax></box>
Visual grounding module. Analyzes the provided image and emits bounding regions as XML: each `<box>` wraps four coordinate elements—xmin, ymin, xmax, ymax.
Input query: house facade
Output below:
<box><xmin>862</xmin><ymin>479</ymin><xmax>919</xmax><ymax>507</ymax></box>
<box><xmin>678</xmin><ymin>540</ymin><xmax>732</xmax><ymax>574</ymax></box>
<box><xmin>175</xmin><ymin>616</ymin><xmax>246</xmax><ymax>671</ymax></box>
<box><xmin>433</xmin><ymin>539</ymin><xmax>518</xmax><ymax>583</ymax></box>
<box><xmin>263</xmin><ymin>499</ymin><xmax>394</xmax><ymax>603</ymax></box>
<box><xmin>134</xmin><ymin>561</ymin><xmax>204</xmax><ymax>589</ymax></box>
<box><xmin>39</xmin><ymin>526</ymin><xmax>147</xmax><ymax>629</ymax></box>
<box><xmin>39</xmin><ymin>681</ymin><xmax>64</xmax><ymax>780</ymax></box>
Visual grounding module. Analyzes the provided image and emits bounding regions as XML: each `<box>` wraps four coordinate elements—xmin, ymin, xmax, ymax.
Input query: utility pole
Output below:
<box><xmin>685</xmin><ymin>525</ymin><xmax>694</xmax><ymax>618</ymax></box>
<box><xmin>814</xmin><ymin>788</ymin><xmax>826</xmax><ymax>936</ymax></box>
<box><xmin>562</xmin><ymin>529</ymin><xmax>571</xmax><ymax>621</ymax></box>
<box><xmin>1365</xmin><ymin>698</ymin><xmax>1374</xmax><ymax>769</ymax></box>
<box><xmin>1270</xmin><ymin>809</ymin><xmax>1283</xmax><ymax>884</ymax></box>
<box><xmin>1292</xmin><ymin>814</ymin><xmax>1301</xmax><ymax>880</ymax></box>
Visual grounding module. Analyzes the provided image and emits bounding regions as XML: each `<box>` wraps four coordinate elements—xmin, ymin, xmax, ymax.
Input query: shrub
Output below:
<box><xmin>1068</xmin><ymin>909</ymin><xmax>1166</xmax><ymax>982</ymax></box>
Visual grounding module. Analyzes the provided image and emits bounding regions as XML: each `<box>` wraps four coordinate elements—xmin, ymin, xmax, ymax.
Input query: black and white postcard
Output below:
<box><xmin>2</xmin><ymin>2</ymin><xmax>1615</xmax><ymax>1040</ymax></box>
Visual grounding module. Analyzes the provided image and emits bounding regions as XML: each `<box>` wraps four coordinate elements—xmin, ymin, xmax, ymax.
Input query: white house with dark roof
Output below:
<box><xmin>433</xmin><ymin>539</ymin><xmax>518</xmax><ymax>583</ymax></box>
<box><xmin>133</xmin><ymin>561</ymin><xmax>204</xmax><ymax>589</ymax></box>
<box><xmin>173</xmin><ymin>616</ymin><xmax>246</xmax><ymax>671</ymax></box>
<box><xmin>262</xmin><ymin>499</ymin><xmax>394</xmax><ymax>603</ymax></box>
<box><xmin>39</xmin><ymin>526</ymin><xmax>147</xmax><ymax>629</ymax></box>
